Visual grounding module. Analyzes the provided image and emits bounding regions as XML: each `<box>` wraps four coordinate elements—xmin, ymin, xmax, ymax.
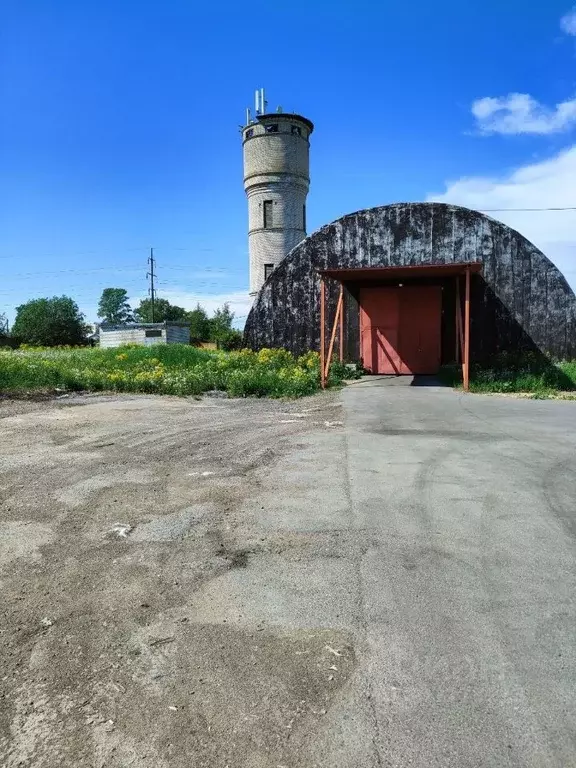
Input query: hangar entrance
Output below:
<box><xmin>318</xmin><ymin>263</ymin><xmax>483</xmax><ymax>391</ymax></box>
<box><xmin>359</xmin><ymin>285</ymin><xmax>441</xmax><ymax>375</ymax></box>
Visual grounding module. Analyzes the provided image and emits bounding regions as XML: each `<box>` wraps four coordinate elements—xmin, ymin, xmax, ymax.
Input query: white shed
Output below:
<box><xmin>98</xmin><ymin>322</ymin><xmax>190</xmax><ymax>348</ymax></box>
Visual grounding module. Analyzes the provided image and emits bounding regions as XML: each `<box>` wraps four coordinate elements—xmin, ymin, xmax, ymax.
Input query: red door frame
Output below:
<box><xmin>319</xmin><ymin>266</ymin><xmax>472</xmax><ymax>390</ymax></box>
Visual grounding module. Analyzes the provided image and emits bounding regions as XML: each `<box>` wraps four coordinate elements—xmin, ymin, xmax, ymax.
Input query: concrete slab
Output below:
<box><xmin>341</xmin><ymin>380</ymin><xmax>576</xmax><ymax>767</ymax></box>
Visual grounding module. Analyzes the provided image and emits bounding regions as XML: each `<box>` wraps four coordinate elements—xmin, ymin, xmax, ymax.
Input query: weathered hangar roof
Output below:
<box><xmin>319</xmin><ymin>262</ymin><xmax>483</xmax><ymax>282</ymax></box>
<box><xmin>244</xmin><ymin>202</ymin><xmax>576</xmax><ymax>361</ymax></box>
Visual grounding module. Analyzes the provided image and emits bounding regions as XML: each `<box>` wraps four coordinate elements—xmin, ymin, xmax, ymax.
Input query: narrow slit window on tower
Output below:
<box><xmin>264</xmin><ymin>264</ymin><xmax>274</xmax><ymax>281</ymax></box>
<box><xmin>265</xmin><ymin>124</ymin><xmax>278</xmax><ymax>133</ymax></box>
<box><xmin>263</xmin><ymin>200</ymin><xmax>274</xmax><ymax>228</ymax></box>
<box><xmin>303</xmin><ymin>204</ymin><xmax>306</xmax><ymax>231</ymax></box>
<box><xmin>291</xmin><ymin>125</ymin><xmax>301</xmax><ymax>135</ymax></box>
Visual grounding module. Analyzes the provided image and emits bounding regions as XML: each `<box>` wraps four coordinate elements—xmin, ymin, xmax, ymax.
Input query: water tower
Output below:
<box><xmin>242</xmin><ymin>89</ymin><xmax>314</xmax><ymax>295</ymax></box>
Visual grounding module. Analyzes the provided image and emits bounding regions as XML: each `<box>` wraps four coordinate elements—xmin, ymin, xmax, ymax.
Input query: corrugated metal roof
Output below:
<box><xmin>99</xmin><ymin>322</ymin><xmax>189</xmax><ymax>331</ymax></box>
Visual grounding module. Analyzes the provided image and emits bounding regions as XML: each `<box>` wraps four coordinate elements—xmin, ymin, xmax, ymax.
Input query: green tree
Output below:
<box><xmin>209</xmin><ymin>303</ymin><xmax>235</xmax><ymax>348</ymax></box>
<box><xmin>187</xmin><ymin>303</ymin><xmax>210</xmax><ymax>341</ymax></box>
<box><xmin>0</xmin><ymin>312</ymin><xmax>10</xmax><ymax>347</ymax></box>
<box><xmin>12</xmin><ymin>296</ymin><xmax>88</xmax><ymax>346</ymax></box>
<box><xmin>134</xmin><ymin>298</ymin><xmax>188</xmax><ymax>323</ymax></box>
<box><xmin>97</xmin><ymin>288</ymin><xmax>133</xmax><ymax>324</ymax></box>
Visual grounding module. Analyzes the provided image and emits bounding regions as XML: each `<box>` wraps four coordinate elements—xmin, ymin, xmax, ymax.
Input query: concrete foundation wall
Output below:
<box><xmin>165</xmin><ymin>325</ymin><xmax>191</xmax><ymax>344</ymax></box>
<box><xmin>100</xmin><ymin>328</ymin><xmax>153</xmax><ymax>348</ymax></box>
<box><xmin>99</xmin><ymin>325</ymin><xmax>190</xmax><ymax>348</ymax></box>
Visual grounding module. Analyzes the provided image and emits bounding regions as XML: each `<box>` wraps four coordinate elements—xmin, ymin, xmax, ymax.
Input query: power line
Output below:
<box><xmin>0</xmin><ymin>264</ymin><xmax>244</xmax><ymax>279</ymax></box>
<box><xmin>0</xmin><ymin>252</ymin><xmax>237</xmax><ymax>269</ymax></box>
<box><xmin>480</xmin><ymin>206</ymin><xmax>576</xmax><ymax>212</ymax></box>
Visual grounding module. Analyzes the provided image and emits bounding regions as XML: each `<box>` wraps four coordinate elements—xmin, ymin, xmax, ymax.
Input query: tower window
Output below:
<box><xmin>264</xmin><ymin>264</ymin><xmax>274</xmax><ymax>281</ymax></box>
<box><xmin>245</xmin><ymin>128</ymin><xmax>254</xmax><ymax>139</ymax></box>
<box><xmin>263</xmin><ymin>200</ymin><xmax>274</xmax><ymax>228</ymax></box>
<box><xmin>265</xmin><ymin>124</ymin><xmax>278</xmax><ymax>133</ymax></box>
<box><xmin>291</xmin><ymin>125</ymin><xmax>301</xmax><ymax>135</ymax></box>
<box><xmin>303</xmin><ymin>204</ymin><xmax>306</xmax><ymax>231</ymax></box>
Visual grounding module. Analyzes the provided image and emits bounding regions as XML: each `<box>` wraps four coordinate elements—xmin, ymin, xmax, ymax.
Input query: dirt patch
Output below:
<box><xmin>0</xmin><ymin>391</ymin><xmax>353</xmax><ymax>767</ymax></box>
<box><xmin>0</xmin><ymin>521</ymin><xmax>53</xmax><ymax>566</ymax></box>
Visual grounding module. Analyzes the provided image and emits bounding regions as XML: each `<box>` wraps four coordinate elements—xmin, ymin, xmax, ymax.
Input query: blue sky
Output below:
<box><xmin>2</xmin><ymin>0</ymin><xmax>576</xmax><ymax>327</ymax></box>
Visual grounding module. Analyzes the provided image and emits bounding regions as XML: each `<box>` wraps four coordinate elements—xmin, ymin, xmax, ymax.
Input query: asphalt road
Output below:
<box><xmin>336</xmin><ymin>378</ymin><xmax>576</xmax><ymax>767</ymax></box>
<box><xmin>1</xmin><ymin>383</ymin><xmax>576</xmax><ymax>767</ymax></box>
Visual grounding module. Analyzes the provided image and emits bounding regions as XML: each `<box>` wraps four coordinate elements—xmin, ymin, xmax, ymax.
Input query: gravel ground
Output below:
<box><xmin>3</xmin><ymin>382</ymin><xmax>576</xmax><ymax>767</ymax></box>
<box><xmin>0</xmin><ymin>392</ymin><xmax>351</xmax><ymax>768</ymax></box>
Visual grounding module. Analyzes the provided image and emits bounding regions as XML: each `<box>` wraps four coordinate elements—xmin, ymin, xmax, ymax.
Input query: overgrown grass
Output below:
<box><xmin>439</xmin><ymin>352</ymin><xmax>576</xmax><ymax>397</ymax></box>
<box><xmin>0</xmin><ymin>345</ymin><xmax>359</xmax><ymax>399</ymax></box>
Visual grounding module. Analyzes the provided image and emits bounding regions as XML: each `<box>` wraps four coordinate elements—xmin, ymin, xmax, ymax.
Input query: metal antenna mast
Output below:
<box><xmin>147</xmin><ymin>248</ymin><xmax>156</xmax><ymax>322</ymax></box>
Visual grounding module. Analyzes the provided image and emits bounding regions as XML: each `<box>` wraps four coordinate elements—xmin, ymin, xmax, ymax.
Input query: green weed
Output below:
<box><xmin>439</xmin><ymin>353</ymin><xmax>576</xmax><ymax>397</ymax></box>
<box><xmin>0</xmin><ymin>345</ymin><xmax>357</xmax><ymax>399</ymax></box>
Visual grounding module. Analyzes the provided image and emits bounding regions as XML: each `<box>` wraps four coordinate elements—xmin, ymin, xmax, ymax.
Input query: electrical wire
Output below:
<box><xmin>480</xmin><ymin>206</ymin><xmax>576</xmax><ymax>212</ymax></box>
<box><xmin>0</xmin><ymin>264</ymin><xmax>245</xmax><ymax>279</ymax></box>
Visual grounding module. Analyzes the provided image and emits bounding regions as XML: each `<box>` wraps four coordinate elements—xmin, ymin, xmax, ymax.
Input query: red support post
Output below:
<box><xmin>463</xmin><ymin>267</ymin><xmax>470</xmax><ymax>392</ymax></box>
<box><xmin>325</xmin><ymin>289</ymin><xmax>343</xmax><ymax>380</ymax></box>
<box><xmin>339</xmin><ymin>282</ymin><xmax>344</xmax><ymax>363</ymax></box>
<box><xmin>455</xmin><ymin>277</ymin><xmax>461</xmax><ymax>364</ymax></box>
<box><xmin>320</xmin><ymin>275</ymin><xmax>326</xmax><ymax>389</ymax></box>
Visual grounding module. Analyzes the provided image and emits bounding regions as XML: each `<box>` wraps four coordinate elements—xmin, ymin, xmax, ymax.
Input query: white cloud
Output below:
<box><xmin>427</xmin><ymin>145</ymin><xmax>576</xmax><ymax>291</ymax></box>
<box><xmin>471</xmin><ymin>93</ymin><xmax>576</xmax><ymax>135</ymax></box>
<box><xmin>470</xmin><ymin>9</ymin><xmax>576</xmax><ymax>135</ymax></box>
<box><xmin>129</xmin><ymin>290</ymin><xmax>253</xmax><ymax>328</ymax></box>
<box><xmin>561</xmin><ymin>7</ymin><xmax>576</xmax><ymax>35</ymax></box>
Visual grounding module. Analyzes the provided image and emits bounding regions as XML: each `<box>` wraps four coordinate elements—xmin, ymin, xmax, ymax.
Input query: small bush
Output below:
<box><xmin>219</xmin><ymin>329</ymin><xmax>244</xmax><ymax>351</ymax></box>
<box><xmin>328</xmin><ymin>360</ymin><xmax>362</xmax><ymax>382</ymax></box>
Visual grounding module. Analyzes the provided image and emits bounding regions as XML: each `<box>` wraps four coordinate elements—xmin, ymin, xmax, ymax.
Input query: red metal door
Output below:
<box><xmin>359</xmin><ymin>285</ymin><xmax>442</xmax><ymax>374</ymax></box>
<box><xmin>398</xmin><ymin>286</ymin><xmax>442</xmax><ymax>374</ymax></box>
<box><xmin>360</xmin><ymin>287</ymin><xmax>401</xmax><ymax>374</ymax></box>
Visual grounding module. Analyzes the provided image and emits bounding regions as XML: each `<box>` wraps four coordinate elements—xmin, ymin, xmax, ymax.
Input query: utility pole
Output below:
<box><xmin>147</xmin><ymin>248</ymin><xmax>156</xmax><ymax>322</ymax></box>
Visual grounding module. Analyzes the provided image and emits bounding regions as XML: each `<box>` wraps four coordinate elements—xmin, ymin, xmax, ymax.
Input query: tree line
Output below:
<box><xmin>0</xmin><ymin>288</ymin><xmax>243</xmax><ymax>349</ymax></box>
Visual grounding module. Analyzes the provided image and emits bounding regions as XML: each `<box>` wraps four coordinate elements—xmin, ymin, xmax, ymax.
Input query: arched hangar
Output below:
<box><xmin>244</xmin><ymin>202</ymin><xmax>576</xmax><ymax>381</ymax></box>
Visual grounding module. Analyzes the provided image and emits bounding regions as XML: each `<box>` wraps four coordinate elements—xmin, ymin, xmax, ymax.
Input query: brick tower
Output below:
<box><xmin>242</xmin><ymin>89</ymin><xmax>314</xmax><ymax>295</ymax></box>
